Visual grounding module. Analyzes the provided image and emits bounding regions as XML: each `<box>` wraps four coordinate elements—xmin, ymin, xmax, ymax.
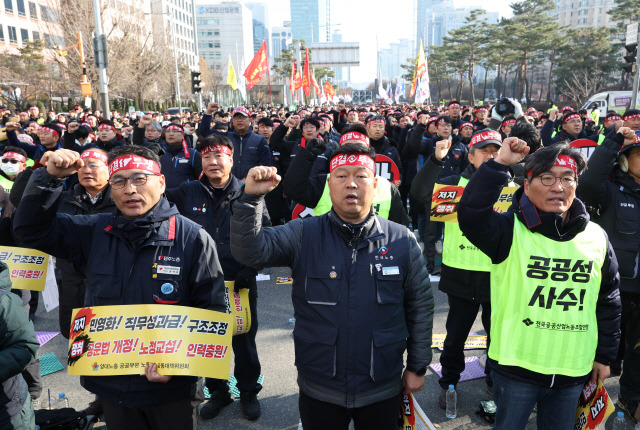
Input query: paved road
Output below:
<box><xmin>33</xmin><ymin>267</ymin><xmax>629</xmax><ymax>429</ymax></box>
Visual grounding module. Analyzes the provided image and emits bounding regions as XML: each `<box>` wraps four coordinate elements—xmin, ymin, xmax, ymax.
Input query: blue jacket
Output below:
<box><xmin>5</xmin><ymin>129</ymin><xmax>60</xmax><ymax>161</ymax></box>
<box><xmin>159</xmin><ymin>145</ymin><xmax>202</xmax><ymax>189</ymax></box>
<box><xmin>13</xmin><ymin>168</ymin><xmax>227</xmax><ymax>407</ymax></box>
<box><xmin>197</xmin><ymin>114</ymin><xmax>271</xmax><ymax>179</ymax></box>
<box><xmin>230</xmin><ymin>194</ymin><xmax>433</xmax><ymax>407</ymax></box>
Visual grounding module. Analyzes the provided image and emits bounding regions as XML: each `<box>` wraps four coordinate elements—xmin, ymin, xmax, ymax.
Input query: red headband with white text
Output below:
<box><xmin>201</xmin><ymin>144</ymin><xmax>233</xmax><ymax>156</ymax></box>
<box><xmin>339</xmin><ymin>132</ymin><xmax>370</xmax><ymax>147</ymax></box>
<box><xmin>80</xmin><ymin>150</ymin><xmax>108</xmax><ymax>165</ymax></box>
<box><xmin>108</xmin><ymin>155</ymin><xmax>161</xmax><ymax>177</ymax></box>
<box><xmin>329</xmin><ymin>154</ymin><xmax>375</xmax><ymax>174</ymax></box>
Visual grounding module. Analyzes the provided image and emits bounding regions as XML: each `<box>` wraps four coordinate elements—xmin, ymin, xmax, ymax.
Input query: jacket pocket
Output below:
<box><xmin>294</xmin><ymin>320</ymin><xmax>338</xmax><ymax>377</ymax></box>
<box><xmin>305</xmin><ymin>269</ymin><xmax>341</xmax><ymax>305</ymax></box>
<box><xmin>85</xmin><ymin>263</ymin><xmax>123</xmax><ymax>305</ymax></box>
<box><xmin>370</xmin><ymin>325</ymin><xmax>409</xmax><ymax>381</ymax></box>
<box><xmin>375</xmin><ymin>270</ymin><xmax>403</xmax><ymax>304</ymax></box>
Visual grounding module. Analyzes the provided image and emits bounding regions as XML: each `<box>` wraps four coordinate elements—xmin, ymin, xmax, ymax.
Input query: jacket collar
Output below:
<box><xmin>328</xmin><ymin>208</ymin><xmax>384</xmax><ymax>246</ymax></box>
<box><xmin>511</xmin><ymin>186</ymin><xmax>589</xmax><ymax>241</ymax></box>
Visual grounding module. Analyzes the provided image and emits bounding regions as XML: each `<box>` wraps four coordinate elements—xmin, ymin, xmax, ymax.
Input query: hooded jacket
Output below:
<box><xmin>0</xmin><ymin>262</ymin><xmax>38</xmax><ymax>426</ymax></box>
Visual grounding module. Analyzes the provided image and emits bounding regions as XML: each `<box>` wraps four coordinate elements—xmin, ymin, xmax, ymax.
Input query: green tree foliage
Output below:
<box><xmin>0</xmin><ymin>40</ymin><xmax>49</xmax><ymax>109</ymax></box>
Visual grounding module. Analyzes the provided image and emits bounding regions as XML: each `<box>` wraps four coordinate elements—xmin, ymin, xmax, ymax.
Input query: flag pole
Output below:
<box><xmin>265</xmin><ymin>39</ymin><xmax>273</xmax><ymax>105</ymax></box>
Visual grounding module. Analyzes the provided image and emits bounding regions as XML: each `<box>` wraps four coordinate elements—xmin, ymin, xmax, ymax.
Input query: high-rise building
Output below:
<box><xmin>379</xmin><ymin>39</ymin><xmax>415</xmax><ymax>80</ymax></box>
<box><xmin>271</xmin><ymin>21</ymin><xmax>292</xmax><ymax>60</ymax></box>
<box><xmin>0</xmin><ymin>0</ymin><xmax>64</xmax><ymax>56</ymax></box>
<box><xmin>548</xmin><ymin>0</ymin><xmax>616</xmax><ymax>28</ymax></box>
<box><xmin>245</xmin><ymin>2</ymin><xmax>269</xmax><ymax>55</ymax></box>
<box><xmin>416</xmin><ymin>0</ymin><xmax>498</xmax><ymax>47</ymax></box>
<box><xmin>290</xmin><ymin>0</ymin><xmax>330</xmax><ymax>44</ymax></box>
<box><xmin>195</xmin><ymin>2</ymin><xmax>253</xmax><ymax>76</ymax></box>
<box><xmin>150</xmin><ymin>0</ymin><xmax>198</xmax><ymax>69</ymax></box>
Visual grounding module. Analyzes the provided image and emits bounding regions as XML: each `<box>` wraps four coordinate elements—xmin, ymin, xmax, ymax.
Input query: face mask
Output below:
<box><xmin>1</xmin><ymin>162</ymin><xmax>21</xmax><ymax>176</ymax></box>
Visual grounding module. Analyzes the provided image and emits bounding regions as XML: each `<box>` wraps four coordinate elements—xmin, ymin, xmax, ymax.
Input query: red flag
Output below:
<box><xmin>295</xmin><ymin>67</ymin><xmax>302</xmax><ymax>90</ymax></box>
<box><xmin>243</xmin><ymin>41</ymin><xmax>269</xmax><ymax>90</ymax></box>
<box><xmin>290</xmin><ymin>60</ymin><xmax>296</xmax><ymax>97</ymax></box>
<box><xmin>324</xmin><ymin>81</ymin><xmax>335</xmax><ymax>98</ymax></box>
<box><xmin>302</xmin><ymin>49</ymin><xmax>310</xmax><ymax>97</ymax></box>
<box><xmin>310</xmin><ymin>69</ymin><xmax>321</xmax><ymax>95</ymax></box>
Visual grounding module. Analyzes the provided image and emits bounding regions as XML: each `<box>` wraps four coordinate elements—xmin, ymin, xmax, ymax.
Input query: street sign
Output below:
<box><xmin>627</xmin><ymin>23</ymin><xmax>639</xmax><ymax>46</ymax></box>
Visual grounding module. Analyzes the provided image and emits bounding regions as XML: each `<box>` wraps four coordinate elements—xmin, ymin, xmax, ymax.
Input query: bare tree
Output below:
<box><xmin>561</xmin><ymin>65</ymin><xmax>604</xmax><ymax>108</ymax></box>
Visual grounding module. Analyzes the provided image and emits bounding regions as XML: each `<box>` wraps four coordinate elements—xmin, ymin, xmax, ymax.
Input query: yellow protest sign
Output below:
<box><xmin>224</xmin><ymin>281</ymin><xmax>251</xmax><ymax>335</ymax></box>
<box><xmin>575</xmin><ymin>379</ymin><xmax>615</xmax><ymax>429</ymax></box>
<box><xmin>431</xmin><ymin>333</ymin><xmax>487</xmax><ymax>349</ymax></box>
<box><xmin>0</xmin><ymin>246</ymin><xmax>50</xmax><ymax>291</ymax></box>
<box><xmin>430</xmin><ymin>184</ymin><xmax>518</xmax><ymax>222</ymax></box>
<box><xmin>67</xmin><ymin>304</ymin><xmax>233</xmax><ymax>379</ymax></box>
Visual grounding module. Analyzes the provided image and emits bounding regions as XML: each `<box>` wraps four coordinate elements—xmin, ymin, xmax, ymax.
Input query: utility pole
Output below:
<box><xmin>92</xmin><ymin>0</ymin><xmax>110</xmax><ymax>119</ymax></box>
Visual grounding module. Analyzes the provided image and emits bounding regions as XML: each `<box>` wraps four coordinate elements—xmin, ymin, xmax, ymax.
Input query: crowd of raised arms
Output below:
<box><xmin>0</xmin><ymin>97</ymin><xmax>639</xmax><ymax>430</ymax></box>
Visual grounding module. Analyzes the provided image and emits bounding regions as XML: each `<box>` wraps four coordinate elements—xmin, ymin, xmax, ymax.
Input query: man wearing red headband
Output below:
<box><xmin>411</xmin><ymin>130</ymin><xmax>508</xmax><ymax>407</ymax></box>
<box><xmin>165</xmin><ymin>135</ymin><xmax>270</xmax><ymax>422</ymax></box>
<box><xmin>95</xmin><ymin>120</ymin><xmax>125</xmax><ymax>151</ymax></box>
<box><xmin>458</xmin><ymin>141</ymin><xmax>621</xmax><ymax>430</ymax></box>
<box><xmin>14</xmin><ymin>146</ymin><xmax>226</xmax><ymax>430</ymax></box>
<box><xmin>161</xmin><ymin>123</ymin><xmax>202</xmax><ymax>189</ymax></box>
<box><xmin>541</xmin><ymin>109</ymin><xmax>599</xmax><ymax>146</ymax></box>
<box><xmin>231</xmin><ymin>144</ymin><xmax>433</xmax><ymax>430</ymax></box>
<box><xmin>623</xmin><ymin>109</ymin><xmax>640</xmax><ymax>132</ymax></box>
<box><xmin>447</xmin><ymin>100</ymin><xmax>462</xmax><ymax>130</ymax></box>
<box><xmin>579</xmin><ymin>126</ymin><xmax>640</xmax><ymax>422</ymax></box>
<box><xmin>3</xmin><ymin>122</ymin><xmax>60</xmax><ymax>163</ymax></box>
<box><xmin>0</xmin><ymin>147</ymin><xmax>28</xmax><ymax>192</ymax></box>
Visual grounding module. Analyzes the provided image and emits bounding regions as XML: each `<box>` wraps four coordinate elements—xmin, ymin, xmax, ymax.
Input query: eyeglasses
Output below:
<box><xmin>1</xmin><ymin>159</ymin><xmax>21</xmax><ymax>164</ymax></box>
<box><xmin>536</xmin><ymin>174</ymin><xmax>576</xmax><ymax>188</ymax></box>
<box><xmin>79</xmin><ymin>162</ymin><xmax>106</xmax><ymax>171</ymax></box>
<box><xmin>108</xmin><ymin>172</ymin><xmax>159</xmax><ymax>189</ymax></box>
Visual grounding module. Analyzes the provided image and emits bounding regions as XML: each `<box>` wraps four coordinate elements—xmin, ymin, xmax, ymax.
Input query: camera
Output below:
<box><xmin>495</xmin><ymin>98</ymin><xmax>516</xmax><ymax>117</ymax></box>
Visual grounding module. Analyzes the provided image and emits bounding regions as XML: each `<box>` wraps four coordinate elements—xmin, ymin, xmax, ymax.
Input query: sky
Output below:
<box><xmin>196</xmin><ymin>0</ymin><xmax>515</xmax><ymax>85</ymax></box>
<box><xmin>261</xmin><ymin>0</ymin><xmax>515</xmax><ymax>84</ymax></box>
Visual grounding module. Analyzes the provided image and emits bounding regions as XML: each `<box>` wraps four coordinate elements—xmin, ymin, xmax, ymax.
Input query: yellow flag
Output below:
<box><xmin>227</xmin><ymin>55</ymin><xmax>238</xmax><ymax>90</ymax></box>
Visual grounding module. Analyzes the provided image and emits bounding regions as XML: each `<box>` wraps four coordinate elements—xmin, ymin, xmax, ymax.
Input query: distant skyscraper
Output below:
<box><xmin>195</xmin><ymin>2</ymin><xmax>254</xmax><ymax>75</ymax></box>
<box><xmin>548</xmin><ymin>0</ymin><xmax>615</xmax><ymax>28</ymax></box>
<box><xmin>245</xmin><ymin>2</ymin><xmax>269</xmax><ymax>54</ymax></box>
<box><xmin>271</xmin><ymin>21</ymin><xmax>292</xmax><ymax>60</ymax></box>
<box><xmin>417</xmin><ymin>1</ymin><xmax>498</xmax><ymax>47</ymax></box>
<box><xmin>379</xmin><ymin>39</ymin><xmax>416</xmax><ymax>80</ymax></box>
<box><xmin>151</xmin><ymin>0</ymin><xmax>198</xmax><ymax>68</ymax></box>
<box><xmin>290</xmin><ymin>0</ymin><xmax>330</xmax><ymax>44</ymax></box>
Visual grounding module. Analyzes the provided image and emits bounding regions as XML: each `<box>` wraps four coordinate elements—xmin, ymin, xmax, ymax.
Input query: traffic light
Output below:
<box><xmin>623</xmin><ymin>43</ymin><xmax>637</xmax><ymax>74</ymax></box>
<box><xmin>191</xmin><ymin>71</ymin><xmax>202</xmax><ymax>94</ymax></box>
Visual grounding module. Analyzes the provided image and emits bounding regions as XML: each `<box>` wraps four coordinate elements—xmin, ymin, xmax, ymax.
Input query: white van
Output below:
<box><xmin>582</xmin><ymin>91</ymin><xmax>640</xmax><ymax>119</ymax></box>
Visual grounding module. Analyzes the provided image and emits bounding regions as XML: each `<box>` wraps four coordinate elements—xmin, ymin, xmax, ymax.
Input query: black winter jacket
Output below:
<box><xmin>13</xmin><ymin>168</ymin><xmax>226</xmax><ymax>407</ymax></box>
<box><xmin>230</xmin><ymin>193</ymin><xmax>433</xmax><ymax>407</ymax></box>
<box><xmin>578</xmin><ymin>132</ymin><xmax>640</xmax><ymax>295</ymax></box>
<box><xmin>458</xmin><ymin>159</ymin><xmax>621</xmax><ymax>387</ymax></box>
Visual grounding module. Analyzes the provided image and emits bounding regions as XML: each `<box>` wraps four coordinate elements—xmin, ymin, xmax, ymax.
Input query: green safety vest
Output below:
<box><xmin>597</xmin><ymin>134</ymin><xmax>606</xmax><ymax>145</ymax></box>
<box><xmin>313</xmin><ymin>175</ymin><xmax>392</xmax><ymax>219</ymax></box>
<box><xmin>489</xmin><ymin>216</ymin><xmax>606</xmax><ymax>376</ymax></box>
<box><xmin>0</xmin><ymin>175</ymin><xmax>13</xmax><ymax>193</ymax></box>
<box><xmin>441</xmin><ymin>176</ymin><xmax>493</xmax><ymax>271</ymax></box>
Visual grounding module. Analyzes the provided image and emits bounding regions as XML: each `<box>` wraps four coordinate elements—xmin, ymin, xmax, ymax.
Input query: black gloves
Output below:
<box><xmin>305</xmin><ymin>138</ymin><xmax>327</xmax><ymax>156</ymax></box>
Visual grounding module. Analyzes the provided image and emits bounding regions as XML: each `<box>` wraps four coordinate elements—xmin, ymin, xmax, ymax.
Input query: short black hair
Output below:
<box><xmin>624</xmin><ymin>109</ymin><xmax>640</xmax><ymax>119</ymax></box>
<box><xmin>510</xmin><ymin>118</ymin><xmax>542</xmax><ymax>154</ymax></box>
<box><xmin>340</xmin><ymin>123</ymin><xmax>368</xmax><ymax>136</ymax></box>
<box><xmin>300</xmin><ymin>117</ymin><xmax>320</xmax><ymax>130</ymax></box>
<box><xmin>329</xmin><ymin>142</ymin><xmax>376</xmax><ymax>163</ymax></box>
<box><xmin>76</xmin><ymin>125</ymin><xmax>92</xmax><ymax>140</ymax></box>
<box><xmin>196</xmin><ymin>133</ymin><xmax>234</xmax><ymax>154</ymax></box>
<box><xmin>257</xmin><ymin>117</ymin><xmax>274</xmax><ymax>127</ymax></box>
<box><xmin>524</xmin><ymin>142</ymin><xmax>586</xmax><ymax>180</ymax></box>
<box><xmin>436</xmin><ymin>115</ymin><xmax>452</xmax><ymax>126</ymax></box>
<box><xmin>364</xmin><ymin>114</ymin><xmax>386</xmax><ymax>125</ymax></box>
<box><xmin>213</xmin><ymin>121</ymin><xmax>229</xmax><ymax>131</ymax></box>
<box><xmin>108</xmin><ymin>145</ymin><xmax>161</xmax><ymax>168</ymax></box>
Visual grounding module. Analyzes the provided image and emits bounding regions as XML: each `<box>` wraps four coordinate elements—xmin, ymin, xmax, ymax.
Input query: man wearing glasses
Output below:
<box><xmin>13</xmin><ymin>146</ymin><xmax>226</xmax><ymax>430</ymax></box>
<box><xmin>457</xmin><ymin>141</ymin><xmax>621</xmax><ymax>430</ymax></box>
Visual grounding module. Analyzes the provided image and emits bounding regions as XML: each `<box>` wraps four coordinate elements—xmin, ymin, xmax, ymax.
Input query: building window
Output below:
<box><xmin>20</xmin><ymin>28</ymin><xmax>28</xmax><ymax>43</ymax></box>
<box><xmin>8</xmin><ymin>26</ymin><xmax>17</xmax><ymax>44</ymax></box>
<box><xmin>32</xmin><ymin>30</ymin><xmax>39</xmax><ymax>40</ymax></box>
<box><xmin>16</xmin><ymin>0</ymin><xmax>25</xmax><ymax>16</ymax></box>
<box><xmin>28</xmin><ymin>1</ymin><xmax>35</xmax><ymax>18</ymax></box>
<box><xmin>5</xmin><ymin>0</ymin><xmax>13</xmax><ymax>13</ymax></box>
<box><xmin>0</xmin><ymin>26</ymin><xmax>4</xmax><ymax>42</ymax></box>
